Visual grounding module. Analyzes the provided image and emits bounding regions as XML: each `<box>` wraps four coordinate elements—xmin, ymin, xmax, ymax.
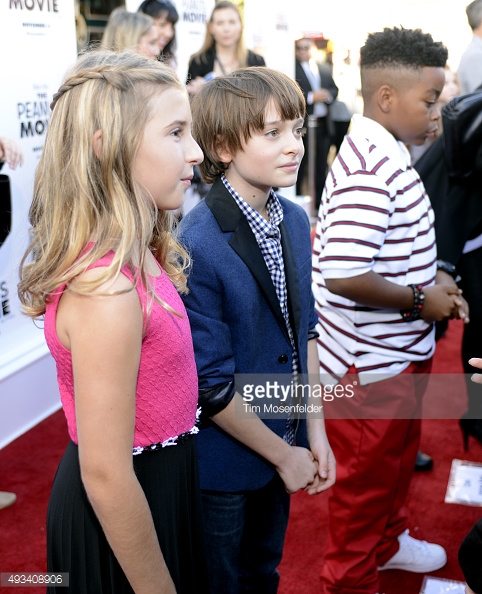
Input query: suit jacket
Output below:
<box><xmin>177</xmin><ymin>178</ymin><xmax>318</xmax><ymax>491</ymax></box>
<box><xmin>295</xmin><ymin>60</ymin><xmax>338</xmax><ymax>118</ymax></box>
<box><xmin>415</xmin><ymin>134</ymin><xmax>482</xmax><ymax>266</ymax></box>
<box><xmin>187</xmin><ymin>48</ymin><xmax>265</xmax><ymax>82</ymax></box>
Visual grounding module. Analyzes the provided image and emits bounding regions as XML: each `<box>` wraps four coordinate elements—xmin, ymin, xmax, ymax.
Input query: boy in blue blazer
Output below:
<box><xmin>178</xmin><ymin>67</ymin><xmax>335</xmax><ymax>593</ymax></box>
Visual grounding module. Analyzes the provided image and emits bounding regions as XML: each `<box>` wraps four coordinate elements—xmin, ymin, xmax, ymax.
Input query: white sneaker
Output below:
<box><xmin>0</xmin><ymin>491</ymin><xmax>16</xmax><ymax>510</ymax></box>
<box><xmin>378</xmin><ymin>529</ymin><xmax>447</xmax><ymax>573</ymax></box>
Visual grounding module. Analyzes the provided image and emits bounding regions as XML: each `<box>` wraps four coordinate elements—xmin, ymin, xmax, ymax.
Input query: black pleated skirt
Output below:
<box><xmin>47</xmin><ymin>437</ymin><xmax>208</xmax><ymax>593</ymax></box>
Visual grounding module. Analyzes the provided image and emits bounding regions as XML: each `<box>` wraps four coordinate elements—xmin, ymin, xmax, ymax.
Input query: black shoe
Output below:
<box><xmin>459</xmin><ymin>414</ymin><xmax>482</xmax><ymax>451</ymax></box>
<box><xmin>414</xmin><ymin>451</ymin><xmax>433</xmax><ymax>472</ymax></box>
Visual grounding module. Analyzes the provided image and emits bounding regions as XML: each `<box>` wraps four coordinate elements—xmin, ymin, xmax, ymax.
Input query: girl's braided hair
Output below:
<box><xmin>19</xmin><ymin>49</ymin><xmax>190</xmax><ymax>319</ymax></box>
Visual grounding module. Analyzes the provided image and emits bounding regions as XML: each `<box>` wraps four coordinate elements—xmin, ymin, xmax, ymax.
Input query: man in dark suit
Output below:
<box><xmin>295</xmin><ymin>37</ymin><xmax>338</xmax><ymax>209</ymax></box>
<box><xmin>416</xmin><ymin>97</ymin><xmax>482</xmax><ymax>448</ymax></box>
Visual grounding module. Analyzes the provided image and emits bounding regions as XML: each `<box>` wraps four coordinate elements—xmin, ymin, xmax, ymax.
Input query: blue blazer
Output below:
<box><xmin>178</xmin><ymin>178</ymin><xmax>318</xmax><ymax>491</ymax></box>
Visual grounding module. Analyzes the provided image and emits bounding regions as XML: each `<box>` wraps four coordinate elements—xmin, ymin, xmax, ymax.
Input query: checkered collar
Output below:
<box><xmin>221</xmin><ymin>174</ymin><xmax>284</xmax><ymax>239</ymax></box>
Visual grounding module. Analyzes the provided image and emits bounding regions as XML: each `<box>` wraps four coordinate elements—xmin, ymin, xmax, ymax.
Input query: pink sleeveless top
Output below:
<box><xmin>44</xmin><ymin>253</ymin><xmax>198</xmax><ymax>449</ymax></box>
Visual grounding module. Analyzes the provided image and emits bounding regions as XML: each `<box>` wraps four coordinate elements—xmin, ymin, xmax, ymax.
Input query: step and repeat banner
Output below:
<box><xmin>0</xmin><ymin>2</ymin><xmax>77</xmax><ymax>379</ymax></box>
<box><xmin>0</xmin><ymin>1</ymin><xmax>76</xmax><ymax>448</ymax></box>
<box><xmin>244</xmin><ymin>0</ymin><xmax>295</xmax><ymax>78</ymax></box>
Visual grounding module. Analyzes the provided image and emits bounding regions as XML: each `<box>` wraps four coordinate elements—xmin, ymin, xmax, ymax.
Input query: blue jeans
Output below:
<box><xmin>201</xmin><ymin>474</ymin><xmax>290</xmax><ymax>594</ymax></box>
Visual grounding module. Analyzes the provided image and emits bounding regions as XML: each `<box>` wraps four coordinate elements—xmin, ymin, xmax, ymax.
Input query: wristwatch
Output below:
<box><xmin>436</xmin><ymin>259</ymin><xmax>461</xmax><ymax>283</ymax></box>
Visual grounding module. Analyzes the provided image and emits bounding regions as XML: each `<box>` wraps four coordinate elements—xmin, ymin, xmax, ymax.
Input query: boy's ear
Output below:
<box><xmin>377</xmin><ymin>85</ymin><xmax>394</xmax><ymax>114</ymax></box>
<box><xmin>215</xmin><ymin>136</ymin><xmax>233</xmax><ymax>164</ymax></box>
<box><xmin>92</xmin><ymin>129</ymin><xmax>103</xmax><ymax>160</ymax></box>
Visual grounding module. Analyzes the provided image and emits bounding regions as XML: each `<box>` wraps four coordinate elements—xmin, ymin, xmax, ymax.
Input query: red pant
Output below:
<box><xmin>321</xmin><ymin>359</ymin><xmax>432</xmax><ymax>594</ymax></box>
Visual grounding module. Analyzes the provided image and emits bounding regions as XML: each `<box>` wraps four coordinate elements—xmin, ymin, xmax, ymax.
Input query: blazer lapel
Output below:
<box><xmin>205</xmin><ymin>180</ymin><xmax>288</xmax><ymax>339</ymax></box>
<box><xmin>295</xmin><ymin>61</ymin><xmax>312</xmax><ymax>92</ymax></box>
<box><xmin>280</xmin><ymin>219</ymin><xmax>301</xmax><ymax>347</ymax></box>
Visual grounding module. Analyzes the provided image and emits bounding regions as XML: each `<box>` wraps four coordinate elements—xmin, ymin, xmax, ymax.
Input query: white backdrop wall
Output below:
<box><xmin>0</xmin><ymin>0</ymin><xmax>77</xmax><ymax>449</ymax></box>
<box><xmin>244</xmin><ymin>0</ymin><xmax>297</xmax><ymax>200</ymax></box>
<box><xmin>244</xmin><ymin>0</ymin><xmax>294</xmax><ymax>78</ymax></box>
<box><xmin>293</xmin><ymin>0</ymin><xmax>470</xmax><ymax>71</ymax></box>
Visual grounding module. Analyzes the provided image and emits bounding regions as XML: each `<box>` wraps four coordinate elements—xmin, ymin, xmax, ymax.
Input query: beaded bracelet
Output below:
<box><xmin>400</xmin><ymin>284</ymin><xmax>425</xmax><ymax>322</ymax></box>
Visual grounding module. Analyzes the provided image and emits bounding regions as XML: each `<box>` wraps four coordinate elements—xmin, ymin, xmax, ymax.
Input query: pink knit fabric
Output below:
<box><xmin>44</xmin><ymin>253</ymin><xmax>198</xmax><ymax>448</ymax></box>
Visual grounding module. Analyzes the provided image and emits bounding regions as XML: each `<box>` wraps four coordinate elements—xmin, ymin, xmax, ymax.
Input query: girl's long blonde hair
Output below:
<box><xmin>191</xmin><ymin>1</ymin><xmax>248</xmax><ymax>68</ymax></box>
<box><xmin>101</xmin><ymin>8</ymin><xmax>154</xmax><ymax>53</ymax></box>
<box><xmin>18</xmin><ymin>49</ymin><xmax>190</xmax><ymax>319</ymax></box>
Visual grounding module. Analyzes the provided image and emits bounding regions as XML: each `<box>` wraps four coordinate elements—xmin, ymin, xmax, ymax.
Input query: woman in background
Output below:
<box><xmin>186</xmin><ymin>0</ymin><xmax>265</xmax><ymax>95</ymax></box>
<box><xmin>101</xmin><ymin>8</ymin><xmax>159</xmax><ymax>59</ymax></box>
<box><xmin>138</xmin><ymin>0</ymin><xmax>178</xmax><ymax>67</ymax></box>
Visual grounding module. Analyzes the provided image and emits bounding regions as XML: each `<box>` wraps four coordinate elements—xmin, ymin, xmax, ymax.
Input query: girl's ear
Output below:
<box><xmin>92</xmin><ymin>130</ymin><xmax>103</xmax><ymax>160</ymax></box>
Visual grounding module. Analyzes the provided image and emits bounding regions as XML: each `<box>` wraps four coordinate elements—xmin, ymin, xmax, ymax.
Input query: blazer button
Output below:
<box><xmin>278</xmin><ymin>354</ymin><xmax>289</xmax><ymax>364</ymax></box>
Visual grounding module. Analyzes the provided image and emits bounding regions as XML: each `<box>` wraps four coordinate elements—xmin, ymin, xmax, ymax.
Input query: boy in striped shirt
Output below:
<box><xmin>312</xmin><ymin>27</ymin><xmax>469</xmax><ymax>594</ymax></box>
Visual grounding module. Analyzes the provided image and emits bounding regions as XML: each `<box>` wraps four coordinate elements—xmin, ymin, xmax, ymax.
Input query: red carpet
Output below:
<box><xmin>0</xmin><ymin>408</ymin><xmax>68</xmax><ymax>593</ymax></box>
<box><xmin>0</xmin><ymin>320</ymin><xmax>481</xmax><ymax>594</ymax></box>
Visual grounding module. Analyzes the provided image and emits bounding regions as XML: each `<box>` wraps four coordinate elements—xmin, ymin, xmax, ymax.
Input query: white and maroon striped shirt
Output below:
<box><xmin>312</xmin><ymin>115</ymin><xmax>436</xmax><ymax>384</ymax></box>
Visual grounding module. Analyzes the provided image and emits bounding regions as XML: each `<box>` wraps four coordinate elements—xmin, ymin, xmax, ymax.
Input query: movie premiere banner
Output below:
<box><xmin>243</xmin><ymin>0</ymin><xmax>300</xmax><ymax>202</ymax></box>
<box><xmin>126</xmin><ymin>0</ymin><xmax>215</xmax><ymax>86</ymax></box>
<box><xmin>0</xmin><ymin>0</ymin><xmax>77</xmax><ymax>381</ymax></box>
<box><xmin>244</xmin><ymin>0</ymin><xmax>295</xmax><ymax>78</ymax></box>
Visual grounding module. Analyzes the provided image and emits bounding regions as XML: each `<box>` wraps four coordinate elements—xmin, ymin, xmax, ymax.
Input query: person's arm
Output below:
<box><xmin>315</xmin><ymin>67</ymin><xmax>338</xmax><ymax>105</ymax></box>
<box><xmin>59</xmin><ymin>271</ymin><xmax>175</xmax><ymax>594</ymax></box>
<box><xmin>435</xmin><ymin>268</ymin><xmax>469</xmax><ymax>322</ymax></box>
<box><xmin>210</xmin><ymin>396</ymin><xmax>318</xmax><ymax>493</ymax></box>
<box><xmin>325</xmin><ymin>269</ymin><xmax>466</xmax><ymax>322</ymax></box>
<box><xmin>186</xmin><ymin>55</ymin><xmax>210</xmax><ymax>95</ymax></box>
<box><xmin>316</xmin><ymin>165</ymin><xmax>469</xmax><ymax>323</ymax></box>
<box><xmin>303</xmin><ymin>338</ymin><xmax>336</xmax><ymax>495</ymax></box>
<box><xmin>186</xmin><ymin>77</ymin><xmax>207</xmax><ymax>95</ymax></box>
<box><xmin>311</xmin><ymin>89</ymin><xmax>333</xmax><ymax>104</ymax></box>
<box><xmin>0</xmin><ymin>136</ymin><xmax>24</xmax><ymax>169</ymax></box>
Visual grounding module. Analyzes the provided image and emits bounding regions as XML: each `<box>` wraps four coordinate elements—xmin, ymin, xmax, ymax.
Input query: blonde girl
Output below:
<box><xmin>18</xmin><ymin>49</ymin><xmax>207</xmax><ymax>594</ymax></box>
<box><xmin>186</xmin><ymin>0</ymin><xmax>265</xmax><ymax>94</ymax></box>
<box><xmin>101</xmin><ymin>7</ymin><xmax>160</xmax><ymax>59</ymax></box>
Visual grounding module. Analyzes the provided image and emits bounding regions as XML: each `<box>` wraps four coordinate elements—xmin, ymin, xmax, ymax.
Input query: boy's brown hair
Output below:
<box><xmin>191</xmin><ymin>66</ymin><xmax>306</xmax><ymax>184</ymax></box>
